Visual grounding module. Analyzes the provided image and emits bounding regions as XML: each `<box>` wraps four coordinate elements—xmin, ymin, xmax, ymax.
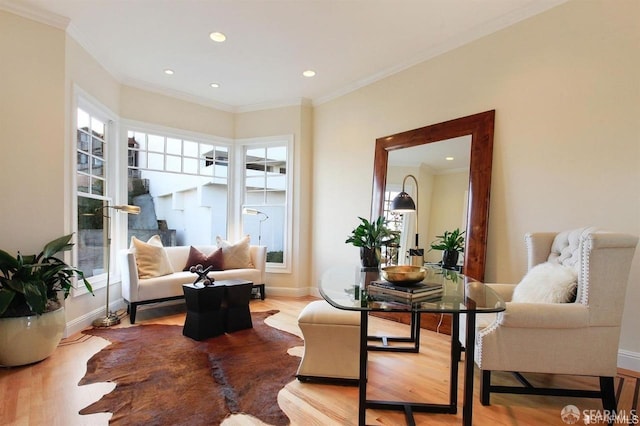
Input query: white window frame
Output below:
<box><xmin>125</xmin><ymin>121</ymin><xmax>232</xmax><ymax>179</ymax></box>
<box><xmin>71</xmin><ymin>87</ymin><xmax>122</xmax><ymax>296</ymax></box>
<box><xmin>123</xmin><ymin>120</ymin><xmax>234</xmax><ymax>243</ymax></box>
<box><xmin>234</xmin><ymin>135</ymin><xmax>293</xmax><ymax>273</ymax></box>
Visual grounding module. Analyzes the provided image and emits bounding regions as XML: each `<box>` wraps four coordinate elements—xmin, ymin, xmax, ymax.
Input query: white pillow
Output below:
<box><xmin>511</xmin><ymin>262</ymin><xmax>577</xmax><ymax>303</ymax></box>
<box><xmin>130</xmin><ymin>235</ymin><xmax>174</xmax><ymax>279</ymax></box>
<box><xmin>216</xmin><ymin>235</ymin><xmax>253</xmax><ymax>269</ymax></box>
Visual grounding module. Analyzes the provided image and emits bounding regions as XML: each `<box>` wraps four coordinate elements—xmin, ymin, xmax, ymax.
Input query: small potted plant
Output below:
<box><xmin>0</xmin><ymin>234</ymin><xmax>93</xmax><ymax>366</ymax></box>
<box><xmin>345</xmin><ymin>216</ymin><xmax>396</xmax><ymax>268</ymax></box>
<box><xmin>429</xmin><ymin>228</ymin><xmax>465</xmax><ymax>269</ymax></box>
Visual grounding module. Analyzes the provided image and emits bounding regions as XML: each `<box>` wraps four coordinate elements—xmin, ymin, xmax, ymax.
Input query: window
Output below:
<box><xmin>382</xmin><ymin>188</ymin><xmax>403</xmax><ymax>265</ymax></box>
<box><xmin>127</xmin><ymin>131</ymin><xmax>229</xmax><ymax>179</ymax></box>
<box><xmin>126</xmin><ymin>129</ymin><xmax>293</xmax><ymax>270</ymax></box>
<box><xmin>126</xmin><ymin>127</ymin><xmax>230</xmax><ymax>246</ymax></box>
<box><xmin>75</xmin><ymin>104</ymin><xmax>111</xmax><ymax>281</ymax></box>
<box><xmin>241</xmin><ymin>137</ymin><xmax>292</xmax><ymax>269</ymax></box>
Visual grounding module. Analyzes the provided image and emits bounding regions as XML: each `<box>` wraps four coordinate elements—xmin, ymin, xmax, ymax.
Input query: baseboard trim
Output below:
<box><xmin>265</xmin><ymin>286</ymin><xmax>315</xmax><ymax>298</ymax></box>
<box><xmin>618</xmin><ymin>349</ymin><xmax>640</xmax><ymax>374</ymax></box>
<box><xmin>64</xmin><ymin>298</ymin><xmax>126</xmax><ymax>337</ymax></box>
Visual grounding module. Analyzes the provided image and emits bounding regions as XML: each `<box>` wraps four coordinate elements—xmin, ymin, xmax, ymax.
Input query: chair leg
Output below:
<box><xmin>600</xmin><ymin>376</ymin><xmax>617</xmax><ymax>413</ymax></box>
<box><xmin>481</xmin><ymin>370</ymin><xmax>491</xmax><ymax>406</ymax></box>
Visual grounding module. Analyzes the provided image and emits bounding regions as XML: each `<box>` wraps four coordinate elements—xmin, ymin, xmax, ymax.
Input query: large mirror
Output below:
<box><xmin>371</xmin><ymin>110</ymin><xmax>495</xmax><ymax>281</ymax></box>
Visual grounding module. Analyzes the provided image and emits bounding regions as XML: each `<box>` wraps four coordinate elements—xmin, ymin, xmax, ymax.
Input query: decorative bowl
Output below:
<box><xmin>381</xmin><ymin>265</ymin><xmax>427</xmax><ymax>285</ymax></box>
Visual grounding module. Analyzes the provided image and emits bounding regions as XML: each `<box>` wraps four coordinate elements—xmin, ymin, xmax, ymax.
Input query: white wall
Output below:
<box><xmin>312</xmin><ymin>0</ymin><xmax>640</xmax><ymax>366</ymax></box>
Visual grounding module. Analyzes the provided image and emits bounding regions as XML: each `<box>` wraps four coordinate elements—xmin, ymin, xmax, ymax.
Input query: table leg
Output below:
<box><xmin>463</xmin><ymin>312</ymin><xmax>476</xmax><ymax>426</ymax></box>
<box><xmin>450</xmin><ymin>313</ymin><xmax>460</xmax><ymax>410</ymax></box>
<box><xmin>413</xmin><ymin>312</ymin><xmax>421</xmax><ymax>349</ymax></box>
<box><xmin>359</xmin><ymin>311</ymin><xmax>369</xmax><ymax>426</ymax></box>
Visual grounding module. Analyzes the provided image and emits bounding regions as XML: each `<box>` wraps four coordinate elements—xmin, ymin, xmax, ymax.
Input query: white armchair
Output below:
<box><xmin>468</xmin><ymin>228</ymin><xmax>638</xmax><ymax>411</ymax></box>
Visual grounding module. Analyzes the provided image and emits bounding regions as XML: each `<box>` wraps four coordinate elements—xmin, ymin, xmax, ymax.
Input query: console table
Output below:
<box><xmin>319</xmin><ymin>266</ymin><xmax>505</xmax><ymax>426</ymax></box>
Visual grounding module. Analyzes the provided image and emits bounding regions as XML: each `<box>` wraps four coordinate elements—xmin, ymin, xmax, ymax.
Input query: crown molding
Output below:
<box><xmin>121</xmin><ymin>77</ymin><xmax>237</xmax><ymax>113</ymax></box>
<box><xmin>234</xmin><ymin>97</ymin><xmax>312</xmax><ymax>114</ymax></box>
<box><xmin>66</xmin><ymin>21</ymin><xmax>125</xmax><ymax>82</ymax></box>
<box><xmin>0</xmin><ymin>0</ymin><xmax>69</xmax><ymax>29</ymax></box>
<box><xmin>2</xmin><ymin>0</ymin><xmax>567</xmax><ymax>113</ymax></box>
<box><xmin>123</xmin><ymin>77</ymin><xmax>311</xmax><ymax>114</ymax></box>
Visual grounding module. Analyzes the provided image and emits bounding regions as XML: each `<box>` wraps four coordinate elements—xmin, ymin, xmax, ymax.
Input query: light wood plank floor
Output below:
<box><xmin>1</xmin><ymin>296</ymin><xmax>637</xmax><ymax>426</ymax></box>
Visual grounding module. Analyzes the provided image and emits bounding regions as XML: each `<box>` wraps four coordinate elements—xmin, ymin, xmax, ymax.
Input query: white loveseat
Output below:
<box><xmin>119</xmin><ymin>245</ymin><xmax>267</xmax><ymax>323</ymax></box>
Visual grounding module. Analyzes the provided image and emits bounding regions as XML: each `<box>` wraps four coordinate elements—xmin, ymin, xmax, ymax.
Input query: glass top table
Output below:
<box><xmin>319</xmin><ymin>265</ymin><xmax>506</xmax><ymax>426</ymax></box>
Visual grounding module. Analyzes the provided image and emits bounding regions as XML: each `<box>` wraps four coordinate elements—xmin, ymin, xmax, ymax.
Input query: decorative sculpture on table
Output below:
<box><xmin>189</xmin><ymin>264</ymin><xmax>215</xmax><ymax>286</ymax></box>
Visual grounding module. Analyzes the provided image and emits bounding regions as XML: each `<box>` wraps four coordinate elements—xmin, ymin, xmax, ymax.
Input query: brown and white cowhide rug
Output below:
<box><xmin>78</xmin><ymin>310</ymin><xmax>302</xmax><ymax>425</ymax></box>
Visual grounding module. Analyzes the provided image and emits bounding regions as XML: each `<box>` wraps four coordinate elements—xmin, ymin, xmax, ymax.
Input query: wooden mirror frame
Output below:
<box><xmin>371</xmin><ymin>110</ymin><xmax>495</xmax><ymax>281</ymax></box>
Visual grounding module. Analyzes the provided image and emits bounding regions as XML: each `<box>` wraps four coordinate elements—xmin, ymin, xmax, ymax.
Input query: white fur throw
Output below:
<box><xmin>512</xmin><ymin>262</ymin><xmax>578</xmax><ymax>303</ymax></box>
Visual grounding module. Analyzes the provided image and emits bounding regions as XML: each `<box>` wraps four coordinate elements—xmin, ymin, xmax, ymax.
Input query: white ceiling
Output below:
<box><xmin>3</xmin><ymin>0</ymin><xmax>566</xmax><ymax>111</ymax></box>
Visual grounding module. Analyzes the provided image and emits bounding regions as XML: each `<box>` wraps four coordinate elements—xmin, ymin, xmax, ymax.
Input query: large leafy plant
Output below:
<box><xmin>429</xmin><ymin>228</ymin><xmax>465</xmax><ymax>253</ymax></box>
<box><xmin>0</xmin><ymin>234</ymin><xmax>93</xmax><ymax>317</ymax></box>
<box><xmin>345</xmin><ymin>216</ymin><xmax>396</xmax><ymax>249</ymax></box>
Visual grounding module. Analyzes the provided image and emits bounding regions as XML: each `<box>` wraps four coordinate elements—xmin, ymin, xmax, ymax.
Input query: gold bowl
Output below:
<box><xmin>381</xmin><ymin>265</ymin><xmax>426</xmax><ymax>285</ymax></box>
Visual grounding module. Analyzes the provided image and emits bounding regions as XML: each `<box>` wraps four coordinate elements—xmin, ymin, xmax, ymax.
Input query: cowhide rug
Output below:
<box><xmin>78</xmin><ymin>310</ymin><xmax>302</xmax><ymax>425</ymax></box>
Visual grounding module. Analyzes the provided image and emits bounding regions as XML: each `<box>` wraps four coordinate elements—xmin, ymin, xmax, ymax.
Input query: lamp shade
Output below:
<box><xmin>113</xmin><ymin>205</ymin><xmax>141</xmax><ymax>214</ymax></box>
<box><xmin>390</xmin><ymin>191</ymin><xmax>416</xmax><ymax>212</ymax></box>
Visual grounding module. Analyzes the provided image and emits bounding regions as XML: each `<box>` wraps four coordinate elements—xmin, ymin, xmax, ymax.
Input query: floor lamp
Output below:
<box><xmin>92</xmin><ymin>203</ymin><xmax>141</xmax><ymax>327</ymax></box>
<box><xmin>390</xmin><ymin>174</ymin><xmax>424</xmax><ymax>266</ymax></box>
<box><xmin>242</xmin><ymin>208</ymin><xmax>269</xmax><ymax>246</ymax></box>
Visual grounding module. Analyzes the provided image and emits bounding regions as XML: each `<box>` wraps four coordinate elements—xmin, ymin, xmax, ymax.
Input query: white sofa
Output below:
<box><xmin>119</xmin><ymin>245</ymin><xmax>267</xmax><ymax>323</ymax></box>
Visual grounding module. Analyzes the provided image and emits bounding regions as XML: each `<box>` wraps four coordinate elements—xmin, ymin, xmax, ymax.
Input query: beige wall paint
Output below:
<box><xmin>66</xmin><ymin>36</ymin><xmax>120</xmax><ymax>114</ymax></box>
<box><xmin>424</xmin><ymin>171</ymin><xmax>469</xmax><ymax>264</ymax></box>
<box><xmin>235</xmin><ymin>105</ymin><xmax>314</xmax><ymax>293</ymax></box>
<box><xmin>120</xmin><ymin>85</ymin><xmax>235</xmax><ymax>139</ymax></box>
<box><xmin>0</xmin><ymin>12</ymin><xmax>66</xmax><ymax>250</ymax></box>
<box><xmin>313</xmin><ymin>0</ymin><xmax>640</xmax><ymax>357</ymax></box>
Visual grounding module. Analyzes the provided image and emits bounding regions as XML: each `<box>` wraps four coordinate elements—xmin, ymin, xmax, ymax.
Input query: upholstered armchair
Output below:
<box><xmin>467</xmin><ymin>228</ymin><xmax>638</xmax><ymax>410</ymax></box>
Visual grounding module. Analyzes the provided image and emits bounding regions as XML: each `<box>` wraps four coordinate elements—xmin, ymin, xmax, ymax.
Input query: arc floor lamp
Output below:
<box><xmin>390</xmin><ymin>174</ymin><xmax>423</xmax><ymax>265</ymax></box>
<box><xmin>92</xmin><ymin>203</ymin><xmax>140</xmax><ymax>327</ymax></box>
<box><xmin>242</xmin><ymin>208</ymin><xmax>269</xmax><ymax>246</ymax></box>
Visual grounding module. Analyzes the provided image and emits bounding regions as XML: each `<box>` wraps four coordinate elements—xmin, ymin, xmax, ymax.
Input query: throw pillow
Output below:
<box><xmin>216</xmin><ymin>235</ymin><xmax>253</xmax><ymax>269</ymax></box>
<box><xmin>182</xmin><ymin>246</ymin><xmax>224</xmax><ymax>271</ymax></box>
<box><xmin>130</xmin><ymin>235</ymin><xmax>174</xmax><ymax>279</ymax></box>
<box><xmin>511</xmin><ymin>262</ymin><xmax>578</xmax><ymax>304</ymax></box>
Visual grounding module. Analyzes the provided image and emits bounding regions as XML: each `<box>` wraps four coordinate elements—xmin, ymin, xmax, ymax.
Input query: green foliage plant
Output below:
<box><xmin>345</xmin><ymin>216</ymin><xmax>396</xmax><ymax>249</ymax></box>
<box><xmin>429</xmin><ymin>228</ymin><xmax>466</xmax><ymax>253</ymax></box>
<box><xmin>0</xmin><ymin>234</ymin><xmax>93</xmax><ymax>318</ymax></box>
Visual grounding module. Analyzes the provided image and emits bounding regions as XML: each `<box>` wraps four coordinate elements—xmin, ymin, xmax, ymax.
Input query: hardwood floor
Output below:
<box><xmin>1</xmin><ymin>296</ymin><xmax>637</xmax><ymax>425</ymax></box>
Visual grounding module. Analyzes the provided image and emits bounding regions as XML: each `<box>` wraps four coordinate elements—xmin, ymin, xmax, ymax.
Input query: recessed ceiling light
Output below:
<box><xmin>164</xmin><ymin>69</ymin><xmax>174</xmax><ymax>75</ymax></box>
<box><xmin>445</xmin><ymin>156</ymin><xmax>454</xmax><ymax>161</ymax></box>
<box><xmin>209</xmin><ymin>32</ymin><xmax>226</xmax><ymax>42</ymax></box>
<box><xmin>302</xmin><ymin>70</ymin><xmax>316</xmax><ymax>78</ymax></box>
<box><xmin>210</xmin><ymin>83</ymin><xmax>220</xmax><ymax>88</ymax></box>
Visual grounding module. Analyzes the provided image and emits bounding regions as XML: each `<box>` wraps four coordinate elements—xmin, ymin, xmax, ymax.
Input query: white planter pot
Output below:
<box><xmin>0</xmin><ymin>307</ymin><xmax>66</xmax><ymax>367</ymax></box>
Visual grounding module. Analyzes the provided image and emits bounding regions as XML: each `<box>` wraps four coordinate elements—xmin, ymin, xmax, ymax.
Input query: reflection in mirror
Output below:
<box><xmin>385</xmin><ymin>136</ymin><xmax>471</xmax><ymax>266</ymax></box>
<box><xmin>371</xmin><ymin>110</ymin><xmax>494</xmax><ymax>281</ymax></box>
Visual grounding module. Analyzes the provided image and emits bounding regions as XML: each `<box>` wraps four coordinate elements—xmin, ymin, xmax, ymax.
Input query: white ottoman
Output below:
<box><xmin>296</xmin><ymin>300</ymin><xmax>361</xmax><ymax>384</ymax></box>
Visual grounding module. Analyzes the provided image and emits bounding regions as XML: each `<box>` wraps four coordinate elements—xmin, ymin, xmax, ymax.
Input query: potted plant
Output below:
<box><xmin>0</xmin><ymin>234</ymin><xmax>93</xmax><ymax>366</ymax></box>
<box><xmin>345</xmin><ymin>216</ymin><xmax>396</xmax><ymax>268</ymax></box>
<box><xmin>429</xmin><ymin>228</ymin><xmax>465</xmax><ymax>269</ymax></box>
